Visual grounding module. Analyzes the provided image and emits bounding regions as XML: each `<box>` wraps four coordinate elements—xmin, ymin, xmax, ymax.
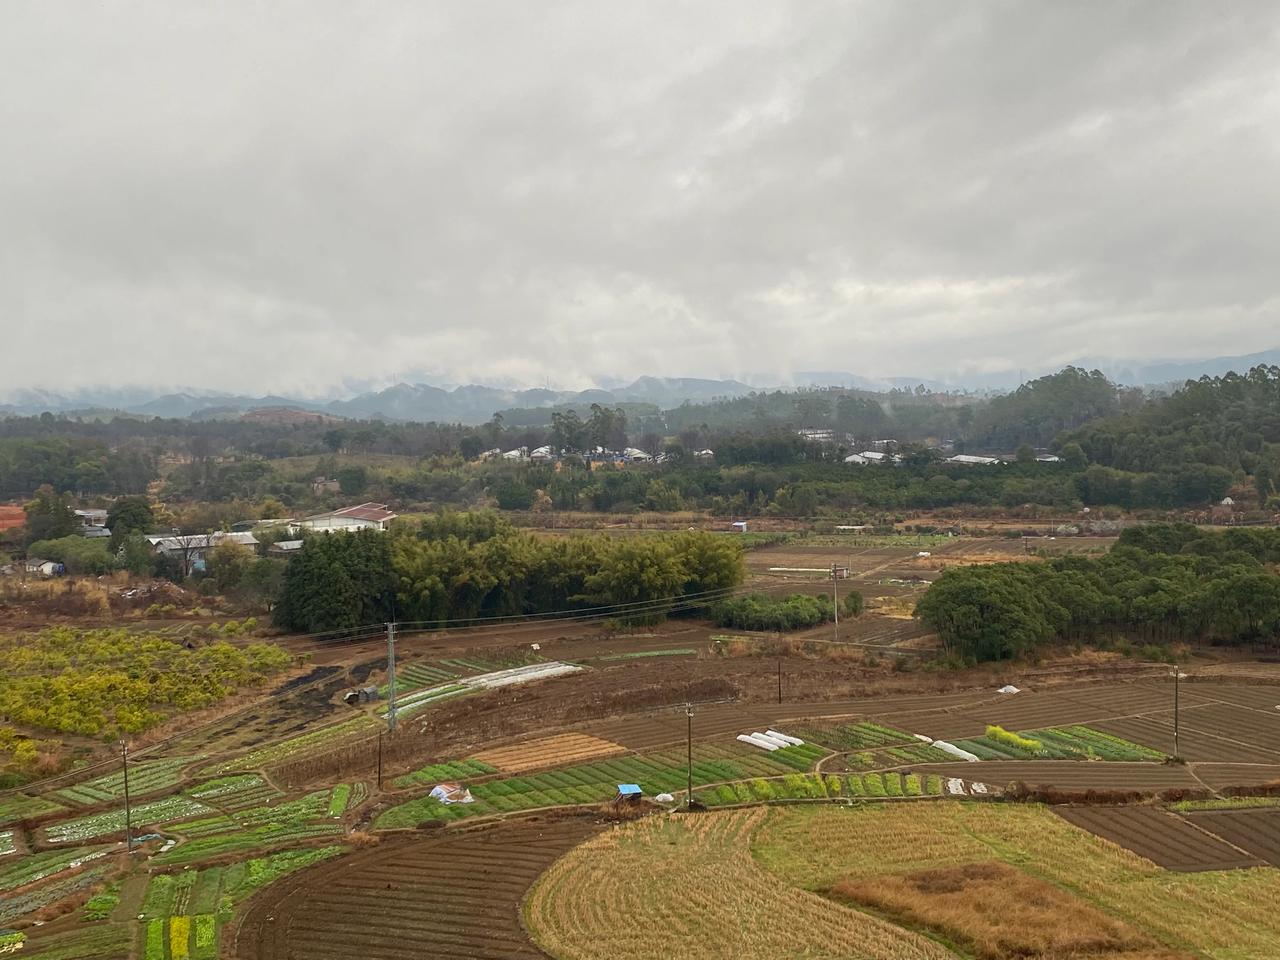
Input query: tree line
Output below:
<box><xmin>272</xmin><ymin>513</ymin><xmax>746</xmax><ymax>633</ymax></box>
<box><xmin>915</xmin><ymin>523</ymin><xmax>1280</xmax><ymax>662</ymax></box>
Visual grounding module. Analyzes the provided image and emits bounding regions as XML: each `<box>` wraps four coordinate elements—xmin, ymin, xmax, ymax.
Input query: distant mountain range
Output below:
<box><xmin>2</xmin><ymin>349</ymin><xmax>1276</xmax><ymax>423</ymax></box>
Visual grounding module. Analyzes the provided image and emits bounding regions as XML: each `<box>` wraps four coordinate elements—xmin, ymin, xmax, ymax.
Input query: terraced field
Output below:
<box><xmin>471</xmin><ymin>733</ymin><xmax>627</xmax><ymax>773</ymax></box>
<box><xmin>235</xmin><ymin>816</ymin><xmax>602</xmax><ymax>960</ymax></box>
<box><xmin>1183</xmin><ymin>808</ymin><xmax>1280</xmax><ymax>867</ymax></box>
<box><xmin>1054</xmin><ymin>806</ymin><xmax>1262</xmax><ymax>872</ymax></box>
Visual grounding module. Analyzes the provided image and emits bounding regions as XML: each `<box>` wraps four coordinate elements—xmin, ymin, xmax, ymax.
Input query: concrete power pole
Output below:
<box><xmin>831</xmin><ymin>563</ymin><xmax>840</xmax><ymax>643</ymax></box>
<box><xmin>120</xmin><ymin>742</ymin><xmax>133</xmax><ymax>853</ymax></box>
<box><xmin>386</xmin><ymin>622</ymin><xmax>398</xmax><ymax>735</ymax></box>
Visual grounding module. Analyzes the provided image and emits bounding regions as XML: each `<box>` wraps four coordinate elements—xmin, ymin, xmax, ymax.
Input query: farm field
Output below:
<box><xmin>753</xmin><ymin>802</ymin><xmax>1280</xmax><ymax>957</ymax></box>
<box><xmin>1183</xmin><ymin>808</ymin><xmax>1280</xmax><ymax>867</ymax></box>
<box><xmin>235</xmin><ymin>816</ymin><xmax>602</xmax><ymax>960</ymax></box>
<box><xmin>471</xmin><ymin>732</ymin><xmax>626</xmax><ymax>773</ymax></box>
<box><xmin>1053</xmin><ymin>806</ymin><xmax>1263</xmax><ymax>872</ymax></box>
<box><xmin>5</xmin><ymin>550</ymin><xmax>1280</xmax><ymax>960</ymax></box>
<box><xmin>525</xmin><ymin>809</ymin><xmax>953</xmax><ymax>960</ymax></box>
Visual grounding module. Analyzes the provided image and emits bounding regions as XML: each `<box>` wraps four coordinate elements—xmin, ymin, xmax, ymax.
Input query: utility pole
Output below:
<box><xmin>120</xmin><ymin>742</ymin><xmax>133</xmax><ymax>853</ymax></box>
<box><xmin>685</xmin><ymin>703</ymin><xmax>693</xmax><ymax>809</ymax></box>
<box><xmin>386</xmin><ymin>621</ymin><xmax>398</xmax><ymax>734</ymax></box>
<box><xmin>776</xmin><ymin>658</ymin><xmax>782</xmax><ymax>704</ymax></box>
<box><xmin>377</xmin><ymin>731</ymin><xmax>384</xmax><ymax>789</ymax></box>
<box><xmin>831</xmin><ymin>563</ymin><xmax>839</xmax><ymax>642</ymax></box>
<box><xmin>1173</xmin><ymin>667</ymin><xmax>1182</xmax><ymax>759</ymax></box>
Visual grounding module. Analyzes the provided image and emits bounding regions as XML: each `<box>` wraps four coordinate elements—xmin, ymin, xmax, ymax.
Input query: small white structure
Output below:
<box><xmin>997</xmin><ymin>684</ymin><xmax>1021</xmax><ymax>694</ymax></box>
<box><xmin>1035</xmin><ymin>454</ymin><xmax>1062</xmax><ymax>463</ymax></box>
<box><xmin>622</xmin><ymin>447</ymin><xmax>652</xmax><ymax>462</ymax></box>
<box><xmin>529</xmin><ymin>445</ymin><xmax>555</xmax><ymax>462</ymax></box>
<box><xmin>297</xmin><ymin>503</ymin><xmax>397</xmax><ymax>533</ymax></box>
<box><xmin>731</xmin><ymin>520</ymin><xmax>748</xmax><ymax>533</ymax></box>
<box><xmin>24</xmin><ymin>558</ymin><xmax>61</xmax><ymax>576</ymax></box>
<box><xmin>947</xmin><ymin>454</ymin><xmax>1001</xmax><ymax>466</ymax></box>
<box><xmin>693</xmin><ymin>448</ymin><xmax>715</xmax><ymax>459</ymax></box>
<box><xmin>843</xmin><ymin>453</ymin><xmax>871</xmax><ymax>465</ymax></box>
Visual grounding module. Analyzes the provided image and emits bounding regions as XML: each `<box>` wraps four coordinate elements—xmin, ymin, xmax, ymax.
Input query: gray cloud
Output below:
<box><xmin>2</xmin><ymin>1</ymin><xmax>1277</xmax><ymax>395</ymax></box>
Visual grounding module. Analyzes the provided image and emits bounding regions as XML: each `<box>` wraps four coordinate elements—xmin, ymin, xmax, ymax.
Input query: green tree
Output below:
<box><xmin>23</xmin><ymin>485</ymin><xmax>79</xmax><ymax>546</ymax></box>
<box><xmin>206</xmin><ymin>540</ymin><xmax>256</xmax><ymax>594</ymax></box>
<box><xmin>106</xmin><ymin>496</ymin><xmax>154</xmax><ymax>550</ymax></box>
<box><xmin>118</xmin><ymin>532</ymin><xmax>154</xmax><ymax>576</ymax></box>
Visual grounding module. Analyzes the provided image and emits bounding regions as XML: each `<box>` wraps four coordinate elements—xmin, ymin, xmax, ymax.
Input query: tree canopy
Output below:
<box><xmin>915</xmin><ymin>523</ymin><xmax>1280</xmax><ymax>662</ymax></box>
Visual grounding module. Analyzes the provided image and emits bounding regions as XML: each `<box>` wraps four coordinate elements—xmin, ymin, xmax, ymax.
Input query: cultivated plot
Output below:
<box><xmin>1053</xmin><ymin>806</ymin><xmax>1262</xmax><ymax>872</ymax></box>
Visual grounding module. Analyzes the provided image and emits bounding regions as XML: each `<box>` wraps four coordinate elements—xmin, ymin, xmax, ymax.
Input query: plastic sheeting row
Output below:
<box><xmin>737</xmin><ymin>730</ymin><xmax>804</xmax><ymax>752</ymax></box>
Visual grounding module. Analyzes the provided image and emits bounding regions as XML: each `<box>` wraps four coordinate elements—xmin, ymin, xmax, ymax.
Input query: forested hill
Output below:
<box><xmin>1063</xmin><ymin>365</ymin><xmax>1280</xmax><ymax>508</ymax></box>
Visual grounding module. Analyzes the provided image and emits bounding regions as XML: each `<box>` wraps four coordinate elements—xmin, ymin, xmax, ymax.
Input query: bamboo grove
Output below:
<box><xmin>273</xmin><ymin>512</ymin><xmax>745</xmax><ymax>633</ymax></box>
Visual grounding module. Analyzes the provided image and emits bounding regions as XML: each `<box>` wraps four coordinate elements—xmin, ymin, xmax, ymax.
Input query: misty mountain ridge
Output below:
<box><xmin>2</xmin><ymin>349</ymin><xmax>1277</xmax><ymax>423</ymax></box>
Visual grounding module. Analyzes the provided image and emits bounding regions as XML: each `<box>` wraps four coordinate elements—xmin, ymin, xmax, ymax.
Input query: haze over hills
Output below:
<box><xmin>2</xmin><ymin>349</ymin><xmax>1276</xmax><ymax>423</ymax></box>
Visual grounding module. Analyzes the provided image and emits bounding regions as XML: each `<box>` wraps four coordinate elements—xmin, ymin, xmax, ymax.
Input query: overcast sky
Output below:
<box><xmin>2</xmin><ymin>1</ymin><xmax>1278</xmax><ymax>396</ymax></box>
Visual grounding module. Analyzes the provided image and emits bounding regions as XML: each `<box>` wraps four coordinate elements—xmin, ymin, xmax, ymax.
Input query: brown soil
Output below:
<box><xmin>471</xmin><ymin>734</ymin><xmax>626</xmax><ymax>773</ymax></box>
<box><xmin>1183</xmin><ymin>808</ymin><xmax>1280</xmax><ymax>866</ymax></box>
<box><xmin>232</xmin><ymin>812</ymin><xmax>605</xmax><ymax>960</ymax></box>
<box><xmin>1054</xmin><ymin>806</ymin><xmax>1261</xmax><ymax>871</ymax></box>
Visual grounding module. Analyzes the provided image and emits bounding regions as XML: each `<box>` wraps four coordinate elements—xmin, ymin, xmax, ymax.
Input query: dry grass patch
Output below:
<box><xmin>471</xmin><ymin>733</ymin><xmax>626</xmax><ymax>773</ymax></box>
<box><xmin>524</xmin><ymin>809</ymin><xmax>952</xmax><ymax>960</ymax></box>
<box><xmin>753</xmin><ymin>803</ymin><xmax>1280</xmax><ymax>958</ymax></box>
<box><xmin>833</xmin><ymin>861</ymin><xmax>1189</xmax><ymax>959</ymax></box>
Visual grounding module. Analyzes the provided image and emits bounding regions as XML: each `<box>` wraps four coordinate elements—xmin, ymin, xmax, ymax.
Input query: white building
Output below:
<box><xmin>297</xmin><ymin>502</ymin><xmax>398</xmax><ymax>533</ymax></box>
<box><xmin>947</xmin><ymin>454</ymin><xmax>1001</xmax><ymax>466</ymax></box>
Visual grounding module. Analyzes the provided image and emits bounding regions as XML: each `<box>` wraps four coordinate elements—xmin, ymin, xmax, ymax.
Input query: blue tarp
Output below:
<box><xmin>616</xmin><ymin>783</ymin><xmax>642</xmax><ymax>796</ymax></box>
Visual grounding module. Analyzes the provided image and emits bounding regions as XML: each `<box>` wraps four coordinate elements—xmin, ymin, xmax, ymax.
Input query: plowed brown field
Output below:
<box><xmin>233</xmin><ymin>814</ymin><xmax>604</xmax><ymax>960</ymax></box>
<box><xmin>1054</xmin><ymin>806</ymin><xmax>1262</xmax><ymax>872</ymax></box>
<box><xmin>1184</xmin><ymin>808</ymin><xmax>1280</xmax><ymax>866</ymax></box>
<box><xmin>472</xmin><ymin>733</ymin><xmax>625</xmax><ymax>773</ymax></box>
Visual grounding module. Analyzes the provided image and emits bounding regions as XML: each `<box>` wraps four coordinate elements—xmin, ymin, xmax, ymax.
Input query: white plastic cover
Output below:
<box><xmin>932</xmin><ymin>741</ymin><xmax>980</xmax><ymax>762</ymax></box>
<box><xmin>765</xmin><ymin>730</ymin><xmax>804</xmax><ymax>746</ymax></box>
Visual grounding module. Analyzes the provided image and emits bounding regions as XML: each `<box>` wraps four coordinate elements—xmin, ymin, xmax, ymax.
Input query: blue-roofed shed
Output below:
<box><xmin>614</xmin><ymin>783</ymin><xmax>643</xmax><ymax>808</ymax></box>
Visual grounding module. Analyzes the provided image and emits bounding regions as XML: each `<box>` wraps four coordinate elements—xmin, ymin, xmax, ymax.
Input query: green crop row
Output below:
<box><xmin>378</xmin><ymin>743</ymin><xmax>827</xmax><ymax>828</ymax></box>
<box><xmin>952</xmin><ymin>724</ymin><xmax>1161</xmax><ymax>762</ymax></box>
<box><xmin>393</xmin><ymin>758</ymin><xmax>498</xmax><ymax>787</ymax></box>
<box><xmin>694</xmin><ymin>772</ymin><xmax>937</xmax><ymax>807</ymax></box>
<box><xmin>54</xmin><ymin>758</ymin><xmax>191</xmax><ymax>807</ymax></box>
<box><xmin>0</xmin><ymin>793</ymin><xmax>66</xmax><ymax>827</ymax></box>
<box><xmin>0</xmin><ymin>865</ymin><xmax>109</xmax><ymax>926</ymax></box>
<box><xmin>211</xmin><ymin>716</ymin><xmax>379</xmax><ymax>773</ymax></box>
<box><xmin>82</xmin><ymin>890</ymin><xmax>119</xmax><ymax>921</ymax></box>
<box><xmin>153</xmin><ymin>822</ymin><xmax>343</xmax><ymax>866</ymax></box>
<box><xmin>0</xmin><ymin>845</ymin><xmax>104</xmax><ymax>893</ymax></box>
<box><xmin>188</xmin><ymin>774</ymin><xmax>281</xmax><ymax>812</ymax></box>
<box><xmin>327</xmin><ymin>785</ymin><xmax>351</xmax><ymax>818</ymax></box>
<box><xmin>790</xmin><ymin>721</ymin><xmax>917</xmax><ymax>752</ymax></box>
<box><xmin>17</xmin><ymin>924</ymin><xmax>128</xmax><ymax>960</ymax></box>
<box><xmin>45</xmin><ymin>795</ymin><xmax>212</xmax><ymax>844</ymax></box>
